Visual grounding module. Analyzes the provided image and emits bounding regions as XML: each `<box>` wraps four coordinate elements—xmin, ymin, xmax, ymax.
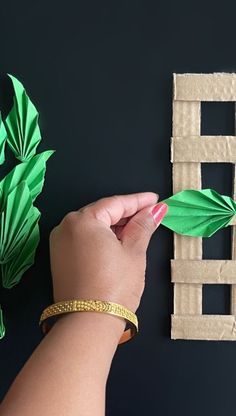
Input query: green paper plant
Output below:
<box><xmin>0</xmin><ymin>75</ymin><xmax>53</xmax><ymax>339</ymax></box>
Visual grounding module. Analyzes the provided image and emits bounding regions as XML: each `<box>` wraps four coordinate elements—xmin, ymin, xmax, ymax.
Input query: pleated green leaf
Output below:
<box><xmin>0</xmin><ymin>113</ymin><xmax>7</xmax><ymax>165</ymax></box>
<box><xmin>0</xmin><ymin>181</ymin><xmax>40</xmax><ymax>266</ymax></box>
<box><xmin>0</xmin><ymin>150</ymin><xmax>54</xmax><ymax>211</ymax></box>
<box><xmin>2</xmin><ymin>219</ymin><xmax>40</xmax><ymax>289</ymax></box>
<box><xmin>4</xmin><ymin>74</ymin><xmax>41</xmax><ymax>162</ymax></box>
<box><xmin>162</xmin><ymin>189</ymin><xmax>236</xmax><ymax>237</ymax></box>
<box><xmin>0</xmin><ymin>75</ymin><xmax>54</xmax><ymax>339</ymax></box>
<box><xmin>0</xmin><ymin>305</ymin><xmax>5</xmax><ymax>339</ymax></box>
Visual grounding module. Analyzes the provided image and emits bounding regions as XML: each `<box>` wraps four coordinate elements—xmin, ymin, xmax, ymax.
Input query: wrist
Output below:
<box><xmin>51</xmin><ymin>310</ymin><xmax>126</xmax><ymax>382</ymax></box>
<box><xmin>54</xmin><ymin>310</ymin><xmax>126</xmax><ymax>345</ymax></box>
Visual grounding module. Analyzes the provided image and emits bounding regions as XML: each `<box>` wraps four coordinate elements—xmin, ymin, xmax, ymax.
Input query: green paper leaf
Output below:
<box><xmin>0</xmin><ymin>181</ymin><xmax>40</xmax><ymax>266</ymax></box>
<box><xmin>0</xmin><ymin>150</ymin><xmax>54</xmax><ymax>211</ymax></box>
<box><xmin>4</xmin><ymin>74</ymin><xmax>41</xmax><ymax>162</ymax></box>
<box><xmin>162</xmin><ymin>189</ymin><xmax>236</xmax><ymax>237</ymax></box>
<box><xmin>0</xmin><ymin>113</ymin><xmax>7</xmax><ymax>165</ymax></box>
<box><xmin>1</xmin><ymin>181</ymin><xmax>40</xmax><ymax>288</ymax></box>
<box><xmin>0</xmin><ymin>305</ymin><xmax>5</xmax><ymax>339</ymax></box>
<box><xmin>2</xmin><ymin>220</ymin><xmax>40</xmax><ymax>289</ymax></box>
<box><xmin>0</xmin><ymin>75</ymin><xmax>54</xmax><ymax>339</ymax></box>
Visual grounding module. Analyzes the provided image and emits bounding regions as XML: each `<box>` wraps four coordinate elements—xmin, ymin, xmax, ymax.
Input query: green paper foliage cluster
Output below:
<box><xmin>162</xmin><ymin>189</ymin><xmax>236</xmax><ymax>237</ymax></box>
<box><xmin>0</xmin><ymin>75</ymin><xmax>53</xmax><ymax>339</ymax></box>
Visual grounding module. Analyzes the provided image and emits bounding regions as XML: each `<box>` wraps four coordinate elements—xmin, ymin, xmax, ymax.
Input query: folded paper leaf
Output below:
<box><xmin>4</xmin><ymin>74</ymin><xmax>41</xmax><ymax>162</ymax></box>
<box><xmin>2</xmin><ymin>219</ymin><xmax>40</xmax><ymax>289</ymax></box>
<box><xmin>0</xmin><ymin>306</ymin><xmax>5</xmax><ymax>339</ymax></box>
<box><xmin>0</xmin><ymin>181</ymin><xmax>40</xmax><ymax>266</ymax></box>
<box><xmin>162</xmin><ymin>189</ymin><xmax>236</xmax><ymax>237</ymax></box>
<box><xmin>0</xmin><ymin>180</ymin><xmax>41</xmax><ymax>307</ymax></box>
<box><xmin>0</xmin><ymin>75</ymin><xmax>53</xmax><ymax>339</ymax></box>
<box><xmin>0</xmin><ymin>114</ymin><xmax>7</xmax><ymax>165</ymax></box>
<box><xmin>0</xmin><ymin>150</ymin><xmax>53</xmax><ymax>211</ymax></box>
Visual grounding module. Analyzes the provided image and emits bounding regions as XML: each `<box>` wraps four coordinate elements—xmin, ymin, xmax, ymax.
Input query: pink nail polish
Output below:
<box><xmin>151</xmin><ymin>203</ymin><xmax>168</xmax><ymax>225</ymax></box>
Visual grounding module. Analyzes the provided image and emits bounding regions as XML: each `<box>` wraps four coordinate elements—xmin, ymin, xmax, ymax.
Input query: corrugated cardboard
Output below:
<box><xmin>172</xmin><ymin>100</ymin><xmax>202</xmax><ymax>318</ymax></box>
<box><xmin>171</xmin><ymin>136</ymin><xmax>236</xmax><ymax>163</ymax></box>
<box><xmin>172</xmin><ymin>315</ymin><xmax>236</xmax><ymax>340</ymax></box>
<box><xmin>174</xmin><ymin>73</ymin><xmax>236</xmax><ymax>101</ymax></box>
<box><xmin>172</xmin><ymin>260</ymin><xmax>236</xmax><ymax>283</ymax></box>
<box><xmin>171</xmin><ymin>73</ymin><xmax>236</xmax><ymax>341</ymax></box>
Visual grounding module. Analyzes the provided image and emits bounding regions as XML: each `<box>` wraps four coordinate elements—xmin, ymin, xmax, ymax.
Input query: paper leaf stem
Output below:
<box><xmin>0</xmin><ymin>150</ymin><xmax>53</xmax><ymax>211</ymax></box>
<box><xmin>0</xmin><ymin>306</ymin><xmax>5</xmax><ymax>339</ymax></box>
<box><xmin>0</xmin><ymin>114</ymin><xmax>7</xmax><ymax>165</ymax></box>
<box><xmin>0</xmin><ymin>181</ymin><xmax>40</xmax><ymax>266</ymax></box>
<box><xmin>4</xmin><ymin>74</ymin><xmax>41</xmax><ymax>162</ymax></box>
<box><xmin>162</xmin><ymin>189</ymin><xmax>236</xmax><ymax>237</ymax></box>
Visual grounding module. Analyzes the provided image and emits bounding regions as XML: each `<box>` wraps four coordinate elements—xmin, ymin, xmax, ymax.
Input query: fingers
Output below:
<box><xmin>81</xmin><ymin>192</ymin><xmax>159</xmax><ymax>226</ymax></box>
<box><xmin>113</xmin><ymin>218</ymin><xmax>129</xmax><ymax>227</ymax></box>
<box><xmin>121</xmin><ymin>202</ymin><xmax>168</xmax><ymax>253</ymax></box>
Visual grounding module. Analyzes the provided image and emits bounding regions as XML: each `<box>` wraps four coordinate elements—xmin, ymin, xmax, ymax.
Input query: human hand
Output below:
<box><xmin>49</xmin><ymin>192</ymin><xmax>168</xmax><ymax>314</ymax></box>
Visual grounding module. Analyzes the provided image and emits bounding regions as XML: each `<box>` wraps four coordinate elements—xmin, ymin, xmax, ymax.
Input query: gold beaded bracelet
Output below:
<box><xmin>39</xmin><ymin>300</ymin><xmax>138</xmax><ymax>345</ymax></box>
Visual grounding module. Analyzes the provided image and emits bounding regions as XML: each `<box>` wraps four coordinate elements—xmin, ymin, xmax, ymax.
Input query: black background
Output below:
<box><xmin>0</xmin><ymin>1</ymin><xmax>236</xmax><ymax>415</ymax></box>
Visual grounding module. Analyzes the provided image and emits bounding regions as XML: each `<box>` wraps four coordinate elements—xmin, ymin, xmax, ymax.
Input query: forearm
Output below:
<box><xmin>0</xmin><ymin>312</ymin><xmax>125</xmax><ymax>416</ymax></box>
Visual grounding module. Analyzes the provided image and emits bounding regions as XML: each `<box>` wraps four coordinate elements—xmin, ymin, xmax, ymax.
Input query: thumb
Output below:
<box><xmin>121</xmin><ymin>202</ymin><xmax>168</xmax><ymax>253</ymax></box>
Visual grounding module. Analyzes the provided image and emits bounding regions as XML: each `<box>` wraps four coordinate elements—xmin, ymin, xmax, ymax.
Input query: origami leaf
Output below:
<box><xmin>0</xmin><ymin>181</ymin><xmax>40</xmax><ymax>267</ymax></box>
<box><xmin>162</xmin><ymin>189</ymin><xmax>236</xmax><ymax>237</ymax></box>
<box><xmin>0</xmin><ymin>75</ymin><xmax>54</xmax><ymax>340</ymax></box>
<box><xmin>0</xmin><ymin>306</ymin><xmax>5</xmax><ymax>339</ymax></box>
<box><xmin>4</xmin><ymin>74</ymin><xmax>41</xmax><ymax>162</ymax></box>
<box><xmin>2</xmin><ymin>220</ymin><xmax>40</xmax><ymax>289</ymax></box>
<box><xmin>0</xmin><ymin>113</ymin><xmax>7</xmax><ymax>165</ymax></box>
<box><xmin>1</xmin><ymin>182</ymin><xmax>40</xmax><ymax>288</ymax></box>
<box><xmin>0</xmin><ymin>150</ymin><xmax>53</xmax><ymax>211</ymax></box>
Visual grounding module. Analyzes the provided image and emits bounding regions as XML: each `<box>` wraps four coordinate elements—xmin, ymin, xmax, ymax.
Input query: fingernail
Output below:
<box><xmin>151</xmin><ymin>203</ymin><xmax>168</xmax><ymax>225</ymax></box>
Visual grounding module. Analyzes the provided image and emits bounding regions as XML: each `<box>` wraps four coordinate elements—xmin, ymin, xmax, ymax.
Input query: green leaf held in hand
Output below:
<box><xmin>4</xmin><ymin>74</ymin><xmax>41</xmax><ymax>162</ymax></box>
<box><xmin>162</xmin><ymin>188</ymin><xmax>236</xmax><ymax>237</ymax></box>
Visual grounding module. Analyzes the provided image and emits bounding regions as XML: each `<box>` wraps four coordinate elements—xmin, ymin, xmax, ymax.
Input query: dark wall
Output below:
<box><xmin>0</xmin><ymin>1</ymin><xmax>236</xmax><ymax>415</ymax></box>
